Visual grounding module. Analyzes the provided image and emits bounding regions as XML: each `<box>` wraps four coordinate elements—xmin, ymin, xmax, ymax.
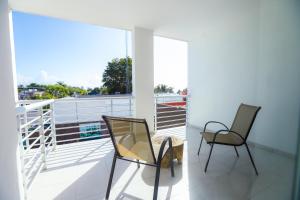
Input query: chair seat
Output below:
<box><xmin>201</xmin><ymin>131</ymin><xmax>244</xmax><ymax>145</ymax></box>
<box><xmin>118</xmin><ymin>141</ymin><xmax>168</xmax><ymax>163</ymax></box>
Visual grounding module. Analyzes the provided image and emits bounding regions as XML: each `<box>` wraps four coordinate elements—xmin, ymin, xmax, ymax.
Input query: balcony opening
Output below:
<box><xmin>154</xmin><ymin>36</ymin><xmax>188</xmax><ymax>131</ymax></box>
<box><xmin>13</xmin><ymin>11</ymin><xmax>132</xmax><ymax>99</ymax></box>
<box><xmin>12</xmin><ymin>11</ymin><xmax>134</xmax><ymax>192</ymax></box>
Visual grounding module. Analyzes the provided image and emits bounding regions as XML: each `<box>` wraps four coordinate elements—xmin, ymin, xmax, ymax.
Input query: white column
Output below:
<box><xmin>0</xmin><ymin>1</ymin><xmax>24</xmax><ymax>199</ymax></box>
<box><xmin>132</xmin><ymin>27</ymin><xmax>155</xmax><ymax>132</ymax></box>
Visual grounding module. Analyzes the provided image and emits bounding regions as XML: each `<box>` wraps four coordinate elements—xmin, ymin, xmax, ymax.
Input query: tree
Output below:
<box><xmin>27</xmin><ymin>83</ymin><xmax>46</xmax><ymax>91</ymax></box>
<box><xmin>100</xmin><ymin>86</ymin><xmax>109</xmax><ymax>95</ymax></box>
<box><xmin>102</xmin><ymin>57</ymin><xmax>132</xmax><ymax>94</ymax></box>
<box><xmin>57</xmin><ymin>81</ymin><xmax>67</xmax><ymax>88</ymax></box>
<box><xmin>18</xmin><ymin>84</ymin><xmax>24</xmax><ymax>93</ymax></box>
<box><xmin>181</xmin><ymin>88</ymin><xmax>187</xmax><ymax>95</ymax></box>
<box><xmin>32</xmin><ymin>92</ymin><xmax>54</xmax><ymax>100</ymax></box>
<box><xmin>88</xmin><ymin>87</ymin><xmax>101</xmax><ymax>95</ymax></box>
<box><xmin>177</xmin><ymin>88</ymin><xmax>187</xmax><ymax>95</ymax></box>
<box><xmin>45</xmin><ymin>84</ymin><xmax>69</xmax><ymax>98</ymax></box>
<box><xmin>154</xmin><ymin>84</ymin><xmax>174</xmax><ymax>94</ymax></box>
<box><xmin>68</xmin><ymin>86</ymin><xmax>87</xmax><ymax>96</ymax></box>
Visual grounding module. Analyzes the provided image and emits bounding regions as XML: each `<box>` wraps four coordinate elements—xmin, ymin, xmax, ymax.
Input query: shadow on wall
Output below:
<box><xmin>292</xmin><ymin>106</ymin><xmax>300</xmax><ymax>200</ymax></box>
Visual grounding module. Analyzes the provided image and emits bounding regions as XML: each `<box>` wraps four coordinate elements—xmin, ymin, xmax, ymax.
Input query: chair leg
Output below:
<box><xmin>234</xmin><ymin>146</ymin><xmax>239</xmax><ymax>157</ymax></box>
<box><xmin>153</xmin><ymin>164</ymin><xmax>161</xmax><ymax>200</ymax></box>
<box><xmin>197</xmin><ymin>136</ymin><xmax>203</xmax><ymax>156</ymax></box>
<box><xmin>137</xmin><ymin>159</ymin><xmax>140</xmax><ymax>168</ymax></box>
<box><xmin>170</xmin><ymin>149</ymin><xmax>175</xmax><ymax>177</ymax></box>
<box><xmin>204</xmin><ymin>143</ymin><xmax>214</xmax><ymax>173</ymax></box>
<box><xmin>245</xmin><ymin>143</ymin><xmax>258</xmax><ymax>176</ymax></box>
<box><xmin>106</xmin><ymin>153</ymin><xmax>117</xmax><ymax>200</ymax></box>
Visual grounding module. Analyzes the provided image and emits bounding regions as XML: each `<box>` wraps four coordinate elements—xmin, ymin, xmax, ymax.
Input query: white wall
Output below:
<box><xmin>132</xmin><ymin>27</ymin><xmax>155</xmax><ymax>131</ymax></box>
<box><xmin>0</xmin><ymin>0</ymin><xmax>23</xmax><ymax>199</ymax></box>
<box><xmin>188</xmin><ymin>0</ymin><xmax>300</xmax><ymax>155</ymax></box>
<box><xmin>189</xmin><ymin>1</ymin><xmax>259</xmax><ymax>131</ymax></box>
<box><xmin>253</xmin><ymin>0</ymin><xmax>300</xmax><ymax>154</ymax></box>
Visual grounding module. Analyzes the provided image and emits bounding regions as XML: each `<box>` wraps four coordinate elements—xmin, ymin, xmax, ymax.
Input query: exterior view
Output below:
<box><xmin>1</xmin><ymin>0</ymin><xmax>300</xmax><ymax>200</ymax></box>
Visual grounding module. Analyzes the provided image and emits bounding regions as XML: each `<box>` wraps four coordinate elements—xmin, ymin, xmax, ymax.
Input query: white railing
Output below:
<box><xmin>154</xmin><ymin>95</ymin><xmax>188</xmax><ymax>131</ymax></box>
<box><xmin>16</xmin><ymin>99</ymin><xmax>56</xmax><ymax>199</ymax></box>
<box><xmin>16</xmin><ymin>95</ymin><xmax>187</xmax><ymax>199</ymax></box>
<box><xmin>17</xmin><ymin>94</ymin><xmax>186</xmax><ymax>148</ymax></box>
<box><xmin>52</xmin><ymin>96</ymin><xmax>134</xmax><ymax>144</ymax></box>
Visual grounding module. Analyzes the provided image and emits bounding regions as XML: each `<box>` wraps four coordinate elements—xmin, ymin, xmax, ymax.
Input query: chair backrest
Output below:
<box><xmin>230</xmin><ymin>104</ymin><xmax>261</xmax><ymax>140</ymax></box>
<box><xmin>102</xmin><ymin>115</ymin><xmax>156</xmax><ymax>164</ymax></box>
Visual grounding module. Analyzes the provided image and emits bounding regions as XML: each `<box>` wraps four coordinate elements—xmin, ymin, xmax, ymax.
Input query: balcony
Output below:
<box><xmin>16</xmin><ymin>97</ymin><xmax>294</xmax><ymax>200</ymax></box>
<box><xmin>16</xmin><ymin>95</ymin><xmax>187</xmax><ymax>197</ymax></box>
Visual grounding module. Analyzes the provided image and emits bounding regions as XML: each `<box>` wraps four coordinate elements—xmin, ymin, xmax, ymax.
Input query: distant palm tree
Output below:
<box><xmin>154</xmin><ymin>84</ymin><xmax>174</xmax><ymax>94</ymax></box>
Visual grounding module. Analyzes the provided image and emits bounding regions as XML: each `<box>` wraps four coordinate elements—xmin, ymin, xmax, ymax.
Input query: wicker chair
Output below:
<box><xmin>197</xmin><ymin>103</ymin><xmax>261</xmax><ymax>175</ymax></box>
<box><xmin>102</xmin><ymin>115</ymin><xmax>175</xmax><ymax>200</ymax></box>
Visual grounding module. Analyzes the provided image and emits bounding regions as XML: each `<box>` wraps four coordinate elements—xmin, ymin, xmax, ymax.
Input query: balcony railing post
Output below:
<box><xmin>110</xmin><ymin>98</ymin><xmax>113</xmax><ymax>115</ymax></box>
<box><xmin>50</xmin><ymin>102</ymin><xmax>57</xmax><ymax>150</ymax></box>
<box><xmin>17</xmin><ymin>114</ymin><xmax>27</xmax><ymax>200</ymax></box>
<box><xmin>39</xmin><ymin>107</ymin><xmax>47</xmax><ymax>170</ymax></box>
<box><xmin>186</xmin><ymin>95</ymin><xmax>189</xmax><ymax>125</ymax></box>
<box><xmin>154</xmin><ymin>96</ymin><xmax>157</xmax><ymax>133</ymax></box>
<box><xmin>75</xmin><ymin>101</ymin><xmax>79</xmax><ymax>122</ymax></box>
<box><xmin>24</xmin><ymin>113</ymin><xmax>29</xmax><ymax>148</ymax></box>
<box><xmin>129</xmin><ymin>97</ymin><xmax>132</xmax><ymax>117</ymax></box>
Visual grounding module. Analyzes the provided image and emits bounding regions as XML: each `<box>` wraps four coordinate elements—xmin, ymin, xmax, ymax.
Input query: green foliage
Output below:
<box><xmin>20</xmin><ymin>56</ymin><xmax>133</xmax><ymax>99</ymax></box>
<box><xmin>102</xmin><ymin>57</ymin><xmax>132</xmax><ymax>94</ymax></box>
<box><xmin>177</xmin><ymin>88</ymin><xmax>187</xmax><ymax>95</ymax></box>
<box><xmin>27</xmin><ymin>83</ymin><xmax>46</xmax><ymax>90</ymax></box>
<box><xmin>100</xmin><ymin>86</ymin><xmax>109</xmax><ymax>95</ymax></box>
<box><xmin>88</xmin><ymin>87</ymin><xmax>101</xmax><ymax>95</ymax></box>
<box><xmin>32</xmin><ymin>92</ymin><xmax>54</xmax><ymax>100</ymax></box>
<box><xmin>20</xmin><ymin>82</ymin><xmax>91</xmax><ymax>99</ymax></box>
<box><xmin>45</xmin><ymin>84</ymin><xmax>69</xmax><ymax>98</ymax></box>
<box><xmin>56</xmin><ymin>81</ymin><xmax>67</xmax><ymax>87</ymax></box>
<box><xmin>68</xmin><ymin>86</ymin><xmax>87</xmax><ymax>96</ymax></box>
<box><xmin>154</xmin><ymin>84</ymin><xmax>174</xmax><ymax>94</ymax></box>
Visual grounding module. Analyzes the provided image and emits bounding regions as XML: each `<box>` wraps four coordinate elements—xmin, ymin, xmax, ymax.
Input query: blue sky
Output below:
<box><xmin>13</xmin><ymin>11</ymin><xmax>131</xmax><ymax>88</ymax></box>
<box><xmin>13</xmin><ymin>11</ymin><xmax>187</xmax><ymax>90</ymax></box>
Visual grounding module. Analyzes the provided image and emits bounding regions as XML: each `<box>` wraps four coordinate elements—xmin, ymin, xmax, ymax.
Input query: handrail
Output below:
<box><xmin>54</xmin><ymin>96</ymin><xmax>133</xmax><ymax>102</ymax></box>
<box><xmin>154</xmin><ymin>95</ymin><xmax>188</xmax><ymax>131</ymax></box>
<box><xmin>16</xmin><ymin>99</ymin><xmax>56</xmax><ymax>197</ymax></box>
<box><xmin>154</xmin><ymin>94</ymin><xmax>187</xmax><ymax>98</ymax></box>
<box><xmin>16</xmin><ymin>99</ymin><xmax>54</xmax><ymax>115</ymax></box>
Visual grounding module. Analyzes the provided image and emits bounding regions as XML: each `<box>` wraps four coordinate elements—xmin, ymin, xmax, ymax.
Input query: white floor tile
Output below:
<box><xmin>27</xmin><ymin>126</ymin><xmax>295</xmax><ymax>200</ymax></box>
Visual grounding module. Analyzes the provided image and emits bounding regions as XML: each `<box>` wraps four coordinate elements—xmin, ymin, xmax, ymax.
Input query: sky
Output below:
<box><xmin>13</xmin><ymin>11</ymin><xmax>187</xmax><ymax>91</ymax></box>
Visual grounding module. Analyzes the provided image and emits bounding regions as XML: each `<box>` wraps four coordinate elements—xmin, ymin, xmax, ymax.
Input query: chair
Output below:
<box><xmin>197</xmin><ymin>103</ymin><xmax>261</xmax><ymax>175</ymax></box>
<box><xmin>102</xmin><ymin>115</ymin><xmax>175</xmax><ymax>200</ymax></box>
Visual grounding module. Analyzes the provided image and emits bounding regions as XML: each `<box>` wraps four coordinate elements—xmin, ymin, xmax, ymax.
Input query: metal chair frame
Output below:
<box><xmin>197</xmin><ymin>105</ymin><xmax>261</xmax><ymax>175</ymax></box>
<box><xmin>102</xmin><ymin>115</ymin><xmax>175</xmax><ymax>200</ymax></box>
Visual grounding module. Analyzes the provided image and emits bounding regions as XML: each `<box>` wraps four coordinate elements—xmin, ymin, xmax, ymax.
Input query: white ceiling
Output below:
<box><xmin>9</xmin><ymin>0</ymin><xmax>252</xmax><ymax>41</ymax></box>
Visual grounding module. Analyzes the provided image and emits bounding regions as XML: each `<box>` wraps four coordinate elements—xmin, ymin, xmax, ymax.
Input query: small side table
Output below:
<box><xmin>152</xmin><ymin>135</ymin><xmax>184</xmax><ymax>168</ymax></box>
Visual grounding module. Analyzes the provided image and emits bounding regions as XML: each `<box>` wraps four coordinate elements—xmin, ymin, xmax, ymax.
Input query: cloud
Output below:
<box><xmin>17</xmin><ymin>74</ymin><xmax>33</xmax><ymax>86</ymax></box>
<box><xmin>17</xmin><ymin>70</ymin><xmax>59</xmax><ymax>86</ymax></box>
<box><xmin>17</xmin><ymin>70</ymin><xmax>102</xmax><ymax>88</ymax></box>
<box><xmin>66</xmin><ymin>73</ymin><xmax>102</xmax><ymax>88</ymax></box>
<box><xmin>36</xmin><ymin>70</ymin><xmax>58</xmax><ymax>84</ymax></box>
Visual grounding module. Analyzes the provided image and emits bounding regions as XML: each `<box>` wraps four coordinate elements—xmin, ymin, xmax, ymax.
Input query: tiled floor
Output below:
<box><xmin>28</xmin><ymin>126</ymin><xmax>295</xmax><ymax>200</ymax></box>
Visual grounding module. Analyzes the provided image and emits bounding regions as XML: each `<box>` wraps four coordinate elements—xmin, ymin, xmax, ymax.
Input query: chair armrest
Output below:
<box><xmin>212</xmin><ymin>130</ymin><xmax>245</xmax><ymax>143</ymax></box>
<box><xmin>156</xmin><ymin>137</ymin><xmax>173</xmax><ymax>165</ymax></box>
<box><xmin>212</xmin><ymin>129</ymin><xmax>228</xmax><ymax>142</ymax></box>
<box><xmin>203</xmin><ymin>121</ymin><xmax>229</xmax><ymax>132</ymax></box>
<box><xmin>228</xmin><ymin>130</ymin><xmax>245</xmax><ymax>141</ymax></box>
